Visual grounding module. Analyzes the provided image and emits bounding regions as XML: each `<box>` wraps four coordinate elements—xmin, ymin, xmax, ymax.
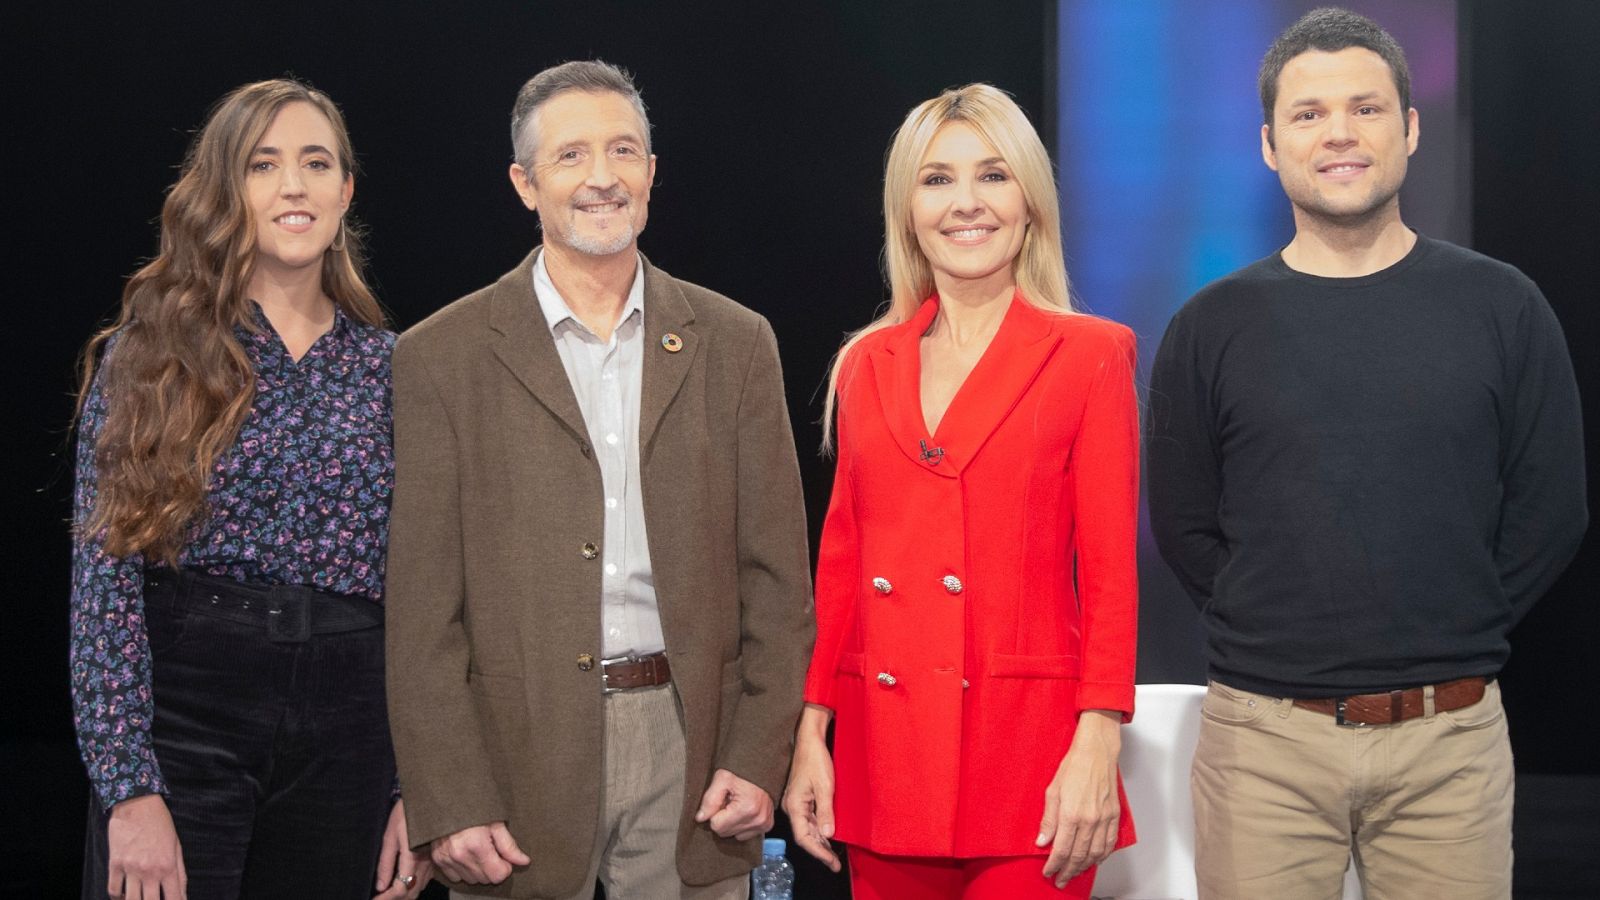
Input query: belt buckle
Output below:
<box><xmin>600</xmin><ymin>653</ymin><xmax>640</xmax><ymax>694</ymax></box>
<box><xmin>267</xmin><ymin>594</ymin><xmax>313</xmax><ymax>643</ymax></box>
<box><xmin>1334</xmin><ymin>698</ymin><xmax>1368</xmax><ymax>728</ymax></box>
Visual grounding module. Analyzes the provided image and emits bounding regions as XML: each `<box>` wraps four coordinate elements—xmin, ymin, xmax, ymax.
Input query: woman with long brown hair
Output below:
<box><xmin>71</xmin><ymin>80</ymin><xmax>430</xmax><ymax>899</ymax></box>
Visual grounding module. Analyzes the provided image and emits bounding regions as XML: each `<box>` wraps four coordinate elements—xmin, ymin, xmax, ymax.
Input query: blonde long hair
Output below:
<box><xmin>822</xmin><ymin>84</ymin><xmax>1076</xmax><ymax>449</ymax></box>
<box><xmin>75</xmin><ymin>79</ymin><xmax>383</xmax><ymax>564</ymax></box>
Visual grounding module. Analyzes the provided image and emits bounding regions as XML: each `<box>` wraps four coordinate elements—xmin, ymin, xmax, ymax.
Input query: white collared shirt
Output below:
<box><xmin>533</xmin><ymin>251</ymin><xmax>663</xmax><ymax>658</ymax></box>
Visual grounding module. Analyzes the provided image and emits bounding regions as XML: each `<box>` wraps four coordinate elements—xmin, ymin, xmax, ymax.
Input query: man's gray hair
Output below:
<box><xmin>511</xmin><ymin>60</ymin><xmax>652</xmax><ymax>176</ymax></box>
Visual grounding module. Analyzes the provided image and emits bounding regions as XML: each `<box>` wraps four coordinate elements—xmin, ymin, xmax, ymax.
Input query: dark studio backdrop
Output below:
<box><xmin>4</xmin><ymin>1</ymin><xmax>1596</xmax><ymax>897</ymax></box>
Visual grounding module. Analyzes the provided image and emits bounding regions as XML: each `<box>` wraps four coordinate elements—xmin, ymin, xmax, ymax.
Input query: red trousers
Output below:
<box><xmin>847</xmin><ymin>846</ymin><xmax>1095</xmax><ymax>900</ymax></box>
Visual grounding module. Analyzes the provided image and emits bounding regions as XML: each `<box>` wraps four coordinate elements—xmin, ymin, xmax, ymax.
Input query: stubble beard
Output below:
<box><xmin>1288</xmin><ymin>172</ymin><xmax>1404</xmax><ymax>233</ymax></box>
<box><xmin>546</xmin><ymin>187</ymin><xmax>639</xmax><ymax>257</ymax></box>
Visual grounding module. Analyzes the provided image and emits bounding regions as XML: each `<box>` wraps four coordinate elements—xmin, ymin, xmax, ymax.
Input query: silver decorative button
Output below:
<box><xmin>872</xmin><ymin>577</ymin><xmax>892</xmax><ymax>595</ymax></box>
<box><xmin>876</xmin><ymin>672</ymin><xmax>897</xmax><ymax>687</ymax></box>
<box><xmin>962</xmin><ymin>679</ymin><xmax>971</xmax><ymax>689</ymax></box>
<box><xmin>942</xmin><ymin>575</ymin><xmax>964</xmax><ymax>594</ymax></box>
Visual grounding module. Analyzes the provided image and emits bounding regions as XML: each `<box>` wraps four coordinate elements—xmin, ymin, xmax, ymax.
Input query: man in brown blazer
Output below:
<box><xmin>385</xmin><ymin>60</ymin><xmax>814</xmax><ymax>899</ymax></box>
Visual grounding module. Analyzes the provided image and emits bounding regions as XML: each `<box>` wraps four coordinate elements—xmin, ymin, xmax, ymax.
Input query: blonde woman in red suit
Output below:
<box><xmin>782</xmin><ymin>84</ymin><xmax>1138</xmax><ymax>899</ymax></box>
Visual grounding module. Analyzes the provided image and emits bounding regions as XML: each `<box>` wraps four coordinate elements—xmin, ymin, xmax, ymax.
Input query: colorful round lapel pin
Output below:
<box><xmin>661</xmin><ymin>333</ymin><xmax>684</xmax><ymax>353</ymax></box>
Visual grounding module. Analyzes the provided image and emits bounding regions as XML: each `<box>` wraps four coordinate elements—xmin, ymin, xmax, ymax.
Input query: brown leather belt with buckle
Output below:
<box><xmin>601</xmin><ymin>652</ymin><xmax>672</xmax><ymax>693</ymax></box>
<box><xmin>1293</xmin><ymin>676</ymin><xmax>1489</xmax><ymax>726</ymax></box>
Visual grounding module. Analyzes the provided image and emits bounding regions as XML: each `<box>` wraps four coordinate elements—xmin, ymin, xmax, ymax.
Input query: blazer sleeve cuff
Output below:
<box><xmin>713</xmin><ymin>744</ymin><xmax>789</xmax><ymax>803</ymax></box>
<box><xmin>1077</xmin><ymin>680</ymin><xmax>1136</xmax><ymax>723</ymax></box>
<box><xmin>403</xmin><ymin>794</ymin><xmax>510</xmax><ymax>851</ymax></box>
<box><xmin>802</xmin><ymin>673</ymin><xmax>836</xmax><ymax>710</ymax></box>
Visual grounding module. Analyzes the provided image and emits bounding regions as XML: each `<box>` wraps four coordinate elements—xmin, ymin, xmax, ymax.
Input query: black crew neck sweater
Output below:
<box><xmin>1147</xmin><ymin>234</ymin><xmax>1587</xmax><ymax>697</ymax></box>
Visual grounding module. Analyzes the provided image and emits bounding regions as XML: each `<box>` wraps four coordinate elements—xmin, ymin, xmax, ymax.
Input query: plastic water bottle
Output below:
<box><xmin>751</xmin><ymin>837</ymin><xmax>795</xmax><ymax>900</ymax></box>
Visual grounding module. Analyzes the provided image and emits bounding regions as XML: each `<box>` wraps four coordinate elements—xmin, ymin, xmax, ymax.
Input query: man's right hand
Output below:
<box><xmin>107</xmin><ymin>794</ymin><xmax>187</xmax><ymax>900</ymax></box>
<box><xmin>429</xmin><ymin>822</ymin><xmax>529</xmax><ymax>885</ymax></box>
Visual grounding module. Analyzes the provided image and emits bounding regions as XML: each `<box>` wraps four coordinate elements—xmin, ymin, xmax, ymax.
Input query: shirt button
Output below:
<box><xmin>602</xmin><ymin>372</ymin><xmax>614</xmax><ymax>380</ymax></box>
<box><xmin>872</xmin><ymin>577</ymin><xmax>892</xmax><ymax>595</ymax></box>
<box><xmin>605</xmin><ymin>433</ymin><xmax>619</xmax><ymax>445</ymax></box>
<box><xmin>608</xmin><ymin>628</ymin><xmax>620</xmax><ymax>637</ymax></box>
<box><xmin>942</xmin><ymin>575</ymin><xmax>964</xmax><ymax>595</ymax></box>
<box><xmin>581</xmin><ymin>542</ymin><xmax>599</xmax><ymax>560</ymax></box>
<box><xmin>604</xmin><ymin>563</ymin><xmax>618</xmax><ymax>575</ymax></box>
<box><xmin>606</xmin><ymin>498</ymin><xmax>618</xmax><ymax>509</ymax></box>
<box><xmin>577</xmin><ymin>653</ymin><xmax>595</xmax><ymax>671</ymax></box>
<box><xmin>877</xmin><ymin>672</ymin><xmax>898</xmax><ymax>688</ymax></box>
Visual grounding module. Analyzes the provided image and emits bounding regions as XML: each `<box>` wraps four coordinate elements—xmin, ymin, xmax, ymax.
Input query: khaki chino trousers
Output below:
<box><xmin>1191</xmin><ymin>679</ymin><xmax>1513</xmax><ymax>900</ymax></box>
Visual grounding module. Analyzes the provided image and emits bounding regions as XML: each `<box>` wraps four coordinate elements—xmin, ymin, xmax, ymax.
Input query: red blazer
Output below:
<box><xmin>804</xmin><ymin>294</ymin><xmax>1139</xmax><ymax>858</ymax></box>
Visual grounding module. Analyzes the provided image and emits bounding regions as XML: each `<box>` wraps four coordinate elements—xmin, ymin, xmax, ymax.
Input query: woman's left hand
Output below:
<box><xmin>1037</xmin><ymin>709</ymin><xmax>1123</xmax><ymax>889</ymax></box>
<box><xmin>374</xmin><ymin>798</ymin><xmax>434</xmax><ymax>899</ymax></box>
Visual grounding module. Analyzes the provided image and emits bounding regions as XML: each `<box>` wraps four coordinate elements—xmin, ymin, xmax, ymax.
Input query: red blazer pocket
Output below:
<box><xmin>988</xmin><ymin>654</ymin><xmax>1082</xmax><ymax>679</ymax></box>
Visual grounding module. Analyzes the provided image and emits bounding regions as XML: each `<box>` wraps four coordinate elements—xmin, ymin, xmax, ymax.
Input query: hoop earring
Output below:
<box><xmin>330</xmin><ymin>218</ymin><xmax>348</xmax><ymax>253</ymax></box>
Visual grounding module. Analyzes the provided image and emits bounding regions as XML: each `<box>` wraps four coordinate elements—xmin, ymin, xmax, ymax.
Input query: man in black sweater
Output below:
<box><xmin>1147</xmin><ymin>9</ymin><xmax>1587</xmax><ymax>900</ymax></box>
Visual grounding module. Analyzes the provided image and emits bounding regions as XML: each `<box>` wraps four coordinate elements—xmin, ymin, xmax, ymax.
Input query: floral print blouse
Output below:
<box><xmin>70</xmin><ymin>305</ymin><xmax>395</xmax><ymax>810</ymax></box>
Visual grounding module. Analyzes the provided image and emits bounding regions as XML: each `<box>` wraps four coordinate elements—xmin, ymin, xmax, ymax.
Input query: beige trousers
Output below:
<box><xmin>457</xmin><ymin>684</ymin><xmax>748</xmax><ymax>900</ymax></box>
<box><xmin>1191</xmin><ymin>679</ymin><xmax>1513</xmax><ymax>900</ymax></box>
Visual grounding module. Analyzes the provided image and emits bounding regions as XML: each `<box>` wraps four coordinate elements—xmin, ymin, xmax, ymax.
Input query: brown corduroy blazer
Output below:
<box><xmin>385</xmin><ymin>249</ymin><xmax>814</xmax><ymax>897</ymax></box>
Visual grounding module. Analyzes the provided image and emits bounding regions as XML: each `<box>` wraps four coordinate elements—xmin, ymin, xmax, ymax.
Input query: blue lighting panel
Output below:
<box><xmin>1056</xmin><ymin>0</ymin><xmax>1461</xmax><ymax>371</ymax></box>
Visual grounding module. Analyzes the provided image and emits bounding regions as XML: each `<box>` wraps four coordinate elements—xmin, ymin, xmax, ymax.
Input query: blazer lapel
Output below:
<box><xmin>870</xmin><ymin>294</ymin><xmax>1062</xmax><ymax>476</ymax></box>
<box><xmin>936</xmin><ymin>295</ymin><xmax>1062</xmax><ymax>467</ymax></box>
<box><xmin>638</xmin><ymin>257</ymin><xmax>698</xmax><ymax>459</ymax></box>
<box><xmin>488</xmin><ymin>248</ymin><xmax>591</xmax><ymax>444</ymax></box>
<box><xmin>868</xmin><ymin>299</ymin><xmax>958</xmax><ymax>477</ymax></box>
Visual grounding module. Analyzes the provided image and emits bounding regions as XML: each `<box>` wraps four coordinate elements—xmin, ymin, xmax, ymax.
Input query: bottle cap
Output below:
<box><xmin>762</xmin><ymin>837</ymin><xmax>786</xmax><ymax>857</ymax></box>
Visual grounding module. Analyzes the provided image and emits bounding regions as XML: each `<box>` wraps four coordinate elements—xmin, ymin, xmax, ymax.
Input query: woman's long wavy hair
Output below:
<box><xmin>75</xmin><ymin>79</ymin><xmax>383</xmax><ymax>564</ymax></box>
<box><xmin>821</xmin><ymin>84</ymin><xmax>1078</xmax><ymax>449</ymax></box>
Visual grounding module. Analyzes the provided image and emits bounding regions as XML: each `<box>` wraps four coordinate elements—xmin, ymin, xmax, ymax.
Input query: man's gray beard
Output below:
<box><xmin>562</xmin><ymin>223</ymin><xmax>637</xmax><ymax>256</ymax></box>
<box><xmin>540</xmin><ymin>196</ymin><xmax>638</xmax><ymax>256</ymax></box>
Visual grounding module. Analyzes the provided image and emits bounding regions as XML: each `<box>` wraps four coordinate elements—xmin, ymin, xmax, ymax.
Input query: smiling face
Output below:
<box><xmin>910</xmin><ymin>121</ymin><xmax>1030</xmax><ymax>289</ymax></box>
<box><xmin>1263</xmin><ymin>46</ymin><xmax>1418</xmax><ymax>226</ymax></box>
<box><xmin>509</xmin><ymin>90</ymin><xmax>655</xmax><ymax>258</ymax></box>
<box><xmin>246</xmin><ymin>100</ymin><xmax>352</xmax><ymax>278</ymax></box>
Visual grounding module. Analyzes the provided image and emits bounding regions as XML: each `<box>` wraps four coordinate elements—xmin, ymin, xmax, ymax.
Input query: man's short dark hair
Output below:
<box><xmin>1259</xmin><ymin>7</ymin><xmax>1411</xmax><ymax>142</ymax></box>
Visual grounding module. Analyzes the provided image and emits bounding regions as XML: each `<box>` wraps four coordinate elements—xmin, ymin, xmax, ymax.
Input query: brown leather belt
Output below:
<box><xmin>1293</xmin><ymin>676</ymin><xmax>1489</xmax><ymax>726</ymax></box>
<box><xmin>601</xmin><ymin>652</ymin><xmax>672</xmax><ymax>693</ymax></box>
